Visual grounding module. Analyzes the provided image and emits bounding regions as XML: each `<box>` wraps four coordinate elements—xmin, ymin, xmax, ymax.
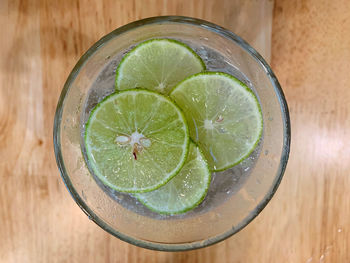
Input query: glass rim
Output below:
<box><xmin>53</xmin><ymin>15</ymin><xmax>291</xmax><ymax>251</ymax></box>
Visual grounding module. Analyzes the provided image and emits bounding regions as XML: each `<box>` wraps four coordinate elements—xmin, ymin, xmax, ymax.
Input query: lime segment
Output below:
<box><xmin>170</xmin><ymin>72</ymin><xmax>263</xmax><ymax>171</ymax></box>
<box><xmin>115</xmin><ymin>39</ymin><xmax>205</xmax><ymax>95</ymax></box>
<box><xmin>135</xmin><ymin>142</ymin><xmax>211</xmax><ymax>214</ymax></box>
<box><xmin>84</xmin><ymin>89</ymin><xmax>189</xmax><ymax>193</ymax></box>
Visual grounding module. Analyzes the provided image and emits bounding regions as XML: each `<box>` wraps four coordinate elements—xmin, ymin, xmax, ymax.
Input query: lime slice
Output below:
<box><xmin>135</xmin><ymin>142</ymin><xmax>211</xmax><ymax>215</ymax></box>
<box><xmin>84</xmin><ymin>89</ymin><xmax>189</xmax><ymax>193</ymax></box>
<box><xmin>170</xmin><ymin>72</ymin><xmax>263</xmax><ymax>171</ymax></box>
<box><xmin>115</xmin><ymin>39</ymin><xmax>205</xmax><ymax>95</ymax></box>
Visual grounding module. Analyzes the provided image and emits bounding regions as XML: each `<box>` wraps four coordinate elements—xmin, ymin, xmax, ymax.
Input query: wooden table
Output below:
<box><xmin>1</xmin><ymin>0</ymin><xmax>350</xmax><ymax>262</ymax></box>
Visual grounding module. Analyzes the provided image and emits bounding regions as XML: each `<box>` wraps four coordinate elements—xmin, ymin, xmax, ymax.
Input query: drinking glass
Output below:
<box><xmin>53</xmin><ymin>16</ymin><xmax>290</xmax><ymax>251</ymax></box>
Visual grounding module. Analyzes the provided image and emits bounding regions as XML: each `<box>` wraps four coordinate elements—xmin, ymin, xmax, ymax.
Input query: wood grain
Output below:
<box><xmin>1</xmin><ymin>0</ymin><xmax>350</xmax><ymax>262</ymax></box>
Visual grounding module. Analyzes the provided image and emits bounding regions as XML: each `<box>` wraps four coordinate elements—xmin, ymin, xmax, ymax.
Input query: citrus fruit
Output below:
<box><xmin>115</xmin><ymin>39</ymin><xmax>205</xmax><ymax>95</ymax></box>
<box><xmin>170</xmin><ymin>72</ymin><xmax>263</xmax><ymax>171</ymax></box>
<box><xmin>84</xmin><ymin>89</ymin><xmax>189</xmax><ymax>193</ymax></box>
<box><xmin>135</xmin><ymin>142</ymin><xmax>210</xmax><ymax>214</ymax></box>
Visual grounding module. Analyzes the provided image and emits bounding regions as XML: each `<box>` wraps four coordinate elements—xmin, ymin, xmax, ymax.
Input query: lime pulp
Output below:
<box><xmin>84</xmin><ymin>89</ymin><xmax>189</xmax><ymax>193</ymax></box>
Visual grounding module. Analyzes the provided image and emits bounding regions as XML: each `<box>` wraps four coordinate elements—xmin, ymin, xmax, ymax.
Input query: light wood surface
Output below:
<box><xmin>1</xmin><ymin>0</ymin><xmax>350</xmax><ymax>262</ymax></box>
